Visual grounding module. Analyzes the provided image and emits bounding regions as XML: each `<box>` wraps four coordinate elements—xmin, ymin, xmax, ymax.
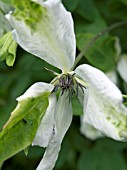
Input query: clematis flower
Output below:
<box><xmin>3</xmin><ymin>0</ymin><xmax>127</xmax><ymax>169</ymax></box>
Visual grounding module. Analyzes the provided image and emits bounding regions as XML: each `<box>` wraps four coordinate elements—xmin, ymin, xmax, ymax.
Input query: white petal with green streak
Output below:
<box><xmin>75</xmin><ymin>64</ymin><xmax>127</xmax><ymax>141</ymax></box>
<box><xmin>7</xmin><ymin>0</ymin><xmax>75</xmax><ymax>72</ymax></box>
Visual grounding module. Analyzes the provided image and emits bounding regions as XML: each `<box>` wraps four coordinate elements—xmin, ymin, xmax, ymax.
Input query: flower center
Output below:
<box><xmin>51</xmin><ymin>73</ymin><xmax>85</xmax><ymax>101</ymax></box>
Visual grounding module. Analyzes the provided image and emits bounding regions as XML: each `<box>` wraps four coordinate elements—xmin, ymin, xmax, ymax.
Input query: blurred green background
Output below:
<box><xmin>0</xmin><ymin>0</ymin><xmax>127</xmax><ymax>169</ymax></box>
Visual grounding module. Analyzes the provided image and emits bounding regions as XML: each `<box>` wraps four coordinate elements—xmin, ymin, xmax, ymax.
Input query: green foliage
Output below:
<box><xmin>0</xmin><ymin>32</ymin><xmax>17</xmax><ymax>66</ymax></box>
<box><xmin>95</xmin><ymin>0</ymin><xmax>127</xmax><ymax>21</ymax></box>
<box><xmin>78</xmin><ymin>145</ymin><xmax>127</xmax><ymax>170</ymax></box>
<box><xmin>121</xmin><ymin>0</ymin><xmax>127</xmax><ymax>5</ymax></box>
<box><xmin>71</xmin><ymin>94</ymin><xmax>83</xmax><ymax>116</ymax></box>
<box><xmin>76</xmin><ymin>33</ymin><xmax>118</xmax><ymax>72</ymax></box>
<box><xmin>0</xmin><ymin>0</ymin><xmax>12</xmax><ymax>5</ymax></box>
<box><xmin>76</xmin><ymin>0</ymin><xmax>97</xmax><ymax>21</ymax></box>
<box><xmin>0</xmin><ymin>91</ymin><xmax>49</xmax><ymax>164</ymax></box>
<box><xmin>71</xmin><ymin>0</ymin><xmax>107</xmax><ymax>34</ymax></box>
<box><xmin>63</xmin><ymin>0</ymin><xmax>79</xmax><ymax>12</ymax></box>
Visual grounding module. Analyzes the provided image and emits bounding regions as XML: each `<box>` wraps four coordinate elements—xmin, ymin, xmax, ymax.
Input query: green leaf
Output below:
<box><xmin>96</xmin><ymin>137</ymin><xmax>127</xmax><ymax>151</ymax></box>
<box><xmin>0</xmin><ymin>32</ymin><xmax>18</xmax><ymax>66</ymax></box>
<box><xmin>108</xmin><ymin>1</ymin><xmax>127</xmax><ymax>20</ymax></box>
<box><xmin>55</xmin><ymin>139</ymin><xmax>75</xmax><ymax>169</ymax></box>
<box><xmin>62</xmin><ymin>0</ymin><xmax>79</xmax><ymax>12</ymax></box>
<box><xmin>78</xmin><ymin>146</ymin><xmax>127</xmax><ymax>170</ymax></box>
<box><xmin>76</xmin><ymin>33</ymin><xmax>118</xmax><ymax>72</ymax></box>
<box><xmin>0</xmin><ymin>0</ymin><xmax>12</xmax><ymax>5</ymax></box>
<box><xmin>95</xmin><ymin>0</ymin><xmax>127</xmax><ymax>21</ymax></box>
<box><xmin>76</xmin><ymin>0</ymin><xmax>96</xmax><ymax>21</ymax></box>
<box><xmin>121</xmin><ymin>0</ymin><xmax>127</xmax><ymax>5</ymax></box>
<box><xmin>74</xmin><ymin>0</ymin><xmax>107</xmax><ymax>34</ymax></box>
<box><xmin>0</xmin><ymin>91</ymin><xmax>49</xmax><ymax>163</ymax></box>
<box><xmin>71</xmin><ymin>94</ymin><xmax>83</xmax><ymax>116</ymax></box>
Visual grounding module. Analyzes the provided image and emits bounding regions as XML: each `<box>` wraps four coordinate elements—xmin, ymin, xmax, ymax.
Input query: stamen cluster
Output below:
<box><xmin>52</xmin><ymin>73</ymin><xmax>85</xmax><ymax>101</ymax></box>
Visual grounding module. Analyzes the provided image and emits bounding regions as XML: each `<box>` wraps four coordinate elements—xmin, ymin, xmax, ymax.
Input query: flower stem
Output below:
<box><xmin>72</xmin><ymin>20</ymin><xmax>127</xmax><ymax>70</ymax></box>
<box><xmin>0</xmin><ymin>8</ymin><xmax>5</xmax><ymax>15</ymax></box>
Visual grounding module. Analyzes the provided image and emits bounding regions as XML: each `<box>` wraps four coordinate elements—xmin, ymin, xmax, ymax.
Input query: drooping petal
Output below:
<box><xmin>80</xmin><ymin>117</ymin><xmax>104</xmax><ymax>140</ymax></box>
<box><xmin>76</xmin><ymin>86</ymin><xmax>103</xmax><ymax>140</ymax></box>
<box><xmin>76</xmin><ymin>87</ymin><xmax>103</xmax><ymax>140</ymax></box>
<box><xmin>55</xmin><ymin>92</ymin><xmax>73</xmax><ymax>140</ymax></box>
<box><xmin>75</xmin><ymin>64</ymin><xmax>127</xmax><ymax>141</ymax></box>
<box><xmin>6</xmin><ymin>0</ymin><xmax>76</xmax><ymax>72</ymax></box>
<box><xmin>37</xmin><ymin>92</ymin><xmax>73</xmax><ymax>170</ymax></box>
<box><xmin>117</xmin><ymin>54</ymin><xmax>127</xmax><ymax>83</ymax></box>
<box><xmin>36</xmin><ymin>131</ymin><xmax>60</xmax><ymax>170</ymax></box>
<box><xmin>17</xmin><ymin>82</ymin><xmax>53</xmax><ymax>101</ymax></box>
<box><xmin>32</xmin><ymin>94</ymin><xmax>56</xmax><ymax>147</ymax></box>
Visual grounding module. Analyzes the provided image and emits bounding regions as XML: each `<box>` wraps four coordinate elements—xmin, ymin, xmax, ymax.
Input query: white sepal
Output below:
<box><xmin>55</xmin><ymin>92</ymin><xmax>73</xmax><ymax>141</ymax></box>
<box><xmin>76</xmin><ymin>86</ymin><xmax>103</xmax><ymax>140</ymax></box>
<box><xmin>32</xmin><ymin>94</ymin><xmax>56</xmax><ymax>147</ymax></box>
<box><xmin>7</xmin><ymin>0</ymin><xmax>76</xmax><ymax>72</ymax></box>
<box><xmin>36</xmin><ymin>131</ymin><xmax>61</xmax><ymax>170</ymax></box>
<box><xmin>36</xmin><ymin>92</ymin><xmax>73</xmax><ymax>170</ymax></box>
<box><xmin>75</xmin><ymin>64</ymin><xmax>127</xmax><ymax>141</ymax></box>
<box><xmin>80</xmin><ymin>117</ymin><xmax>104</xmax><ymax>140</ymax></box>
<box><xmin>17</xmin><ymin>82</ymin><xmax>53</xmax><ymax>101</ymax></box>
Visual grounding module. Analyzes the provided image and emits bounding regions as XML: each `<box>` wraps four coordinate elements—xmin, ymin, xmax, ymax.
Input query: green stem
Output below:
<box><xmin>72</xmin><ymin>20</ymin><xmax>127</xmax><ymax>70</ymax></box>
<box><xmin>0</xmin><ymin>8</ymin><xmax>5</xmax><ymax>15</ymax></box>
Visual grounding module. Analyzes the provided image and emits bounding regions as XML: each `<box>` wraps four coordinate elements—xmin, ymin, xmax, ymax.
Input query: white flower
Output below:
<box><xmin>17</xmin><ymin>83</ymin><xmax>72</xmax><ymax>170</ymax></box>
<box><xmin>6</xmin><ymin>0</ymin><xmax>127</xmax><ymax>169</ymax></box>
<box><xmin>75</xmin><ymin>65</ymin><xmax>127</xmax><ymax>141</ymax></box>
